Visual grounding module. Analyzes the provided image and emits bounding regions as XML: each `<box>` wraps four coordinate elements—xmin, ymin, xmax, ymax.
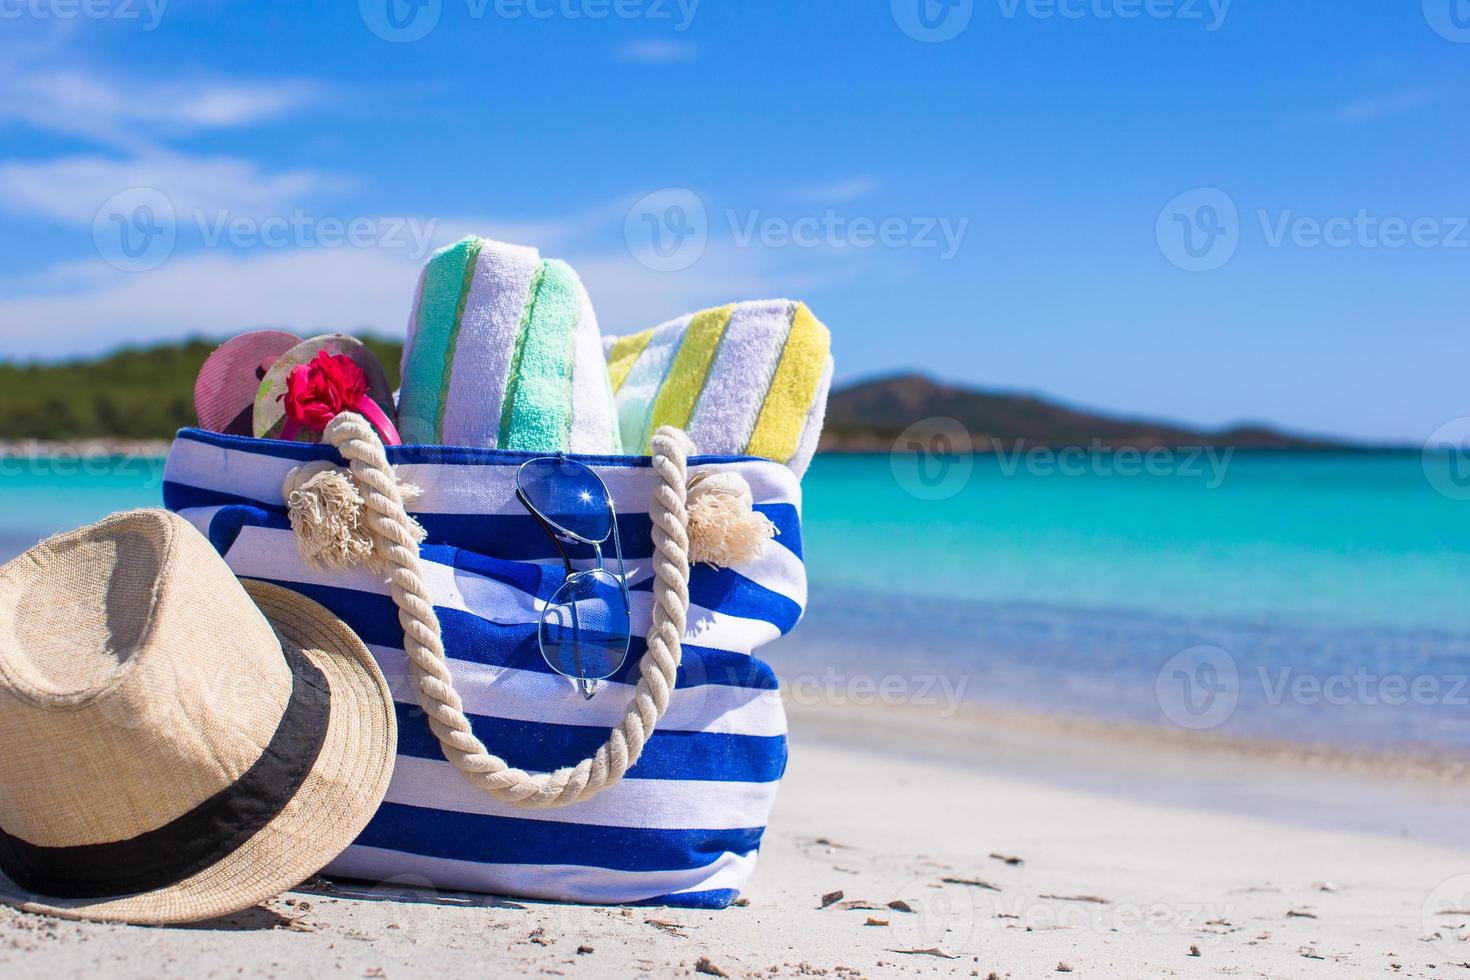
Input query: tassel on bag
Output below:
<box><xmin>283</xmin><ymin>460</ymin><xmax>425</xmax><ymax>571</ymax></box>
<box><xmin>685</xmin><ymin>470</ymin><xmax>777</xmax><ymax>568</ymax></box>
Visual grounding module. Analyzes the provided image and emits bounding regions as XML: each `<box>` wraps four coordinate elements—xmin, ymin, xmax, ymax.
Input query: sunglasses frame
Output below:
<box><xmin>514</xmin><ymin>457</ymin><xmax>632</xmax><ymax>699</ymax></box>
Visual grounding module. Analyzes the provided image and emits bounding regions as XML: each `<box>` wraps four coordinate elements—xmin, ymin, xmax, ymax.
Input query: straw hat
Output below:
<box><xmin>0</xmin><ymin>509</ymin><xmax>396</xmax><ymax>924</ymax></box>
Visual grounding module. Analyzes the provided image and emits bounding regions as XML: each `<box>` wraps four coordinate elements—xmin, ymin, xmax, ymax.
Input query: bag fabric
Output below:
<box><xmin>162</xmin><ymin>428</ymin><xmax>805</xmax><ymax>909</ymax></box>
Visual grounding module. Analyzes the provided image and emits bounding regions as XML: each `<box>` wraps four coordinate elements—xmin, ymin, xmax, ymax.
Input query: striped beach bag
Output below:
<box><xmin>162</xmin><ymin>421</ymin><xmax>805</xmax><ymax>909</ymax></box>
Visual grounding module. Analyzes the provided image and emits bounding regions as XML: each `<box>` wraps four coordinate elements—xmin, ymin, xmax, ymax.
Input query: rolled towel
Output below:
<box><xmin>604</xmin><ymin>299</ymin><xmax>833</xmax><ymax>476</ymax></box>
<box><xmin>398</xmin><ymin>236</ymin><xmax>621</xmax><ymax>453</ymax></box>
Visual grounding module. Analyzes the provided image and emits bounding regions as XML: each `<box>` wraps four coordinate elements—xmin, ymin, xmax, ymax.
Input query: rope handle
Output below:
<box><xmin>310</xmin><ymin>413</ymin><xmax>693</xmax><ymax>809</ymax></box>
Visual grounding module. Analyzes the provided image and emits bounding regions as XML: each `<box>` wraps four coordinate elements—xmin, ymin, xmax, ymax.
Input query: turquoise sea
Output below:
<box><xmin>3</xmin><ymin>451</ymin><xmax>1467</xmax><ymax>758</ymax></box>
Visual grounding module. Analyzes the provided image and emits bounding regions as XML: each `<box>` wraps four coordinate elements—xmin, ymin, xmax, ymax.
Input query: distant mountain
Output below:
<box><xmin>820</xmin><ymin>374</ymin><xmax>1350</xmax><ymax>452</ymax></box>
<box><xmin>2</xmin><ymin>341</ymin><xmax>1351</xmax><ymax>451</ymax></box>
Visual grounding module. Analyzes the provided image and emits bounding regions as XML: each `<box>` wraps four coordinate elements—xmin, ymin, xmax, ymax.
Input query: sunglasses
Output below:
<box><xmin>514</xmin><ymin>457</ymin><xmax>632</xmax><ymax>700</ymax></box>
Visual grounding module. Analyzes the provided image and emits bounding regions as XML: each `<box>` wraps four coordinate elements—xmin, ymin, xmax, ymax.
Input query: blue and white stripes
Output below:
<box><xmin>162</xmin><ymin>428</ymin><xmax>804</xmax><ymax>908</ymax></box>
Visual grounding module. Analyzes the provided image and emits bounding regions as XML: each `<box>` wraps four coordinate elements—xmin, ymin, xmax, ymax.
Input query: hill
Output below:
<box><xmin>0</xmin><ymin>339</ymin><xmax>403</xmax><ymax>442</ymax></box>
<box><xmin>819</xmin><ymin>374</ymin><xmax>1348</xmax><ymax>452</ymax></box>
<box><xmin>0</xmin><ymin>343</ymin><xmax>1346</xmax><ymax>450</ymax></box>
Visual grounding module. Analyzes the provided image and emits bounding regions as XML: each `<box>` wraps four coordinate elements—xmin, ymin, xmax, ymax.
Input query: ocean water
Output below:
<box><xmin>784</xmin><ymin>452</ymin><xmax>1470</xmax><ymax>758</ymax></box>
<box><xmin>2</xmin><ymin>451</ymin><xmax>1466</xmax><ymax>757</ymax></box>
<box><xmin>0</xmin><ymin>457</ymin><xmax>167</xmax><ymax>559</ymax></box>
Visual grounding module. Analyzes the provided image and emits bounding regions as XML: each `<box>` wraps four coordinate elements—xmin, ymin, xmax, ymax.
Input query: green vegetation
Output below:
<box><xmin>0</xmin><ymin>338</ymin><xmax>404</xmax><ymax>441</ymax></box>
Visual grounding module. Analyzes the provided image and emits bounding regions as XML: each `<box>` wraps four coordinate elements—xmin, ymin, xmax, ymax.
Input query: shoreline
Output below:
<box><xmin>807</xmin><ymin>696</ymin><xmax>1470</xmax><ymax>785</ymax></box>
<box><xmin>788</xmin><ymin>700</ymin><xmax>1470</xmax><ymax>852</ymax></box>
<box><xmin>0</xmin><ymin>439</ymin><xmax>171</xmax><ymax>459</ymax></box>
<box><xmin>2</xmin><ymin>701</ymin><xmax>1464</xmax><ymax>978</ymax></box>
<box><xmin>0</xmin><ymin>440</ymin><xmax>1427</xmax><ymax>458</ymax></box>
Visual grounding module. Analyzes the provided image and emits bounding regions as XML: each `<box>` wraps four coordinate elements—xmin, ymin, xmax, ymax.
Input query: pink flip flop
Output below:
<box><xmin>253</xmin><ymin>335</ymin><xmax>399</xmax><ymax>445</ymax></box>
<box><xmin>194</xmin><ymin>330</ymin><xmax>302</xmax><ymax>435</ymax></box>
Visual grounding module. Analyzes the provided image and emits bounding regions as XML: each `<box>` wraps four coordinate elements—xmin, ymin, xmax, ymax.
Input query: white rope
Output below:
<box><xmin>303</xmin><ymin>413</ymin><xmax>693</xmax><ymax>809</ymax></box>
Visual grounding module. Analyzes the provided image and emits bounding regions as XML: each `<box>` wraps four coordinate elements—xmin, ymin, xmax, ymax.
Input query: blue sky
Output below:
<box><xmin>0</xmin><ymin>1</ymin><xmax>1464</xmax><ymax>444</ymax></box>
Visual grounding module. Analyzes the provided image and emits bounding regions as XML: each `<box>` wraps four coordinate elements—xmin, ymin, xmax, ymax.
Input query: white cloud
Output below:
<box><xmin>0</xmin><ymin>248</ymin><xmax>424</xmax><ymax>359</ymax></box>
<box><xmin>786</xmin><ymin>176</ymin><xmax>881</xmax><ymax>204</ymax></box>
<box><xmin>0</xmin><ymin>234</ymin><xmax>804</xmax><ymax>359</ymax></box>
<box><xmin>1334</xmin><ymin>88</ymin><xmax>1438</xmax><ymax>125</ymax></box>
<box><xmin>616</xmin><ymin>39</ymin><xmax>697</xmax><ymax>63</ymax></box>
<box><xmin>0</xmin><ymin>67</ymin><xmax>320</xmax><ymax>152</ymax></box>
<box><xmin>0</xmin><ymin>180</ymin><xmax>870</xmax><ymax>360</ymax></box>
<box><xmin>0</xmin><ymin>153</ymin><xmax>343</xmax><ymax>227</ymax></box>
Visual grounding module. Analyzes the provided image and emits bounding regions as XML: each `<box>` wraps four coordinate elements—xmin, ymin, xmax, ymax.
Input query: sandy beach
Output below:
<box><xmin>3</xmin><ymin>702</ymin><xmax>1465</xmax><ymax>979</ymax></box>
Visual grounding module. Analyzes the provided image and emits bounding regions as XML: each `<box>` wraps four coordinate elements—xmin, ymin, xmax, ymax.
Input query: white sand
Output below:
<box><xmin>2</xmin><ymin>705</ymin><xmax>1467</xmax><ymax>978</ymax></box>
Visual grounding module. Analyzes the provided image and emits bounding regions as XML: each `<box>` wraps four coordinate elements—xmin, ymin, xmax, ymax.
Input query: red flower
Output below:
<box><xmin>282</xmin><ymin>352</ymin><xmax>369</xmax><ymax>431</ymax></box>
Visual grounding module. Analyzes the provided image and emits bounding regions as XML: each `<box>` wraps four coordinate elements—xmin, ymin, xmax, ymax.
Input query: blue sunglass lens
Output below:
<box><xmin>517</xmin><ymin>458</ymin><xmax>613</xmax><ymax>543</ymax></box>
<box><xmin>539</xmin><ymin>569</ymin><xmax>631</xmax><ymax>681</ymax></box>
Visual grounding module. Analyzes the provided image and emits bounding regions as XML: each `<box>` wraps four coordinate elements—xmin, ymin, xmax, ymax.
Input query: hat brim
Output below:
<box><xmin>0</xmin><ymin>581</ymin><xmax>396</xmax><ymax>925</ymax></box>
